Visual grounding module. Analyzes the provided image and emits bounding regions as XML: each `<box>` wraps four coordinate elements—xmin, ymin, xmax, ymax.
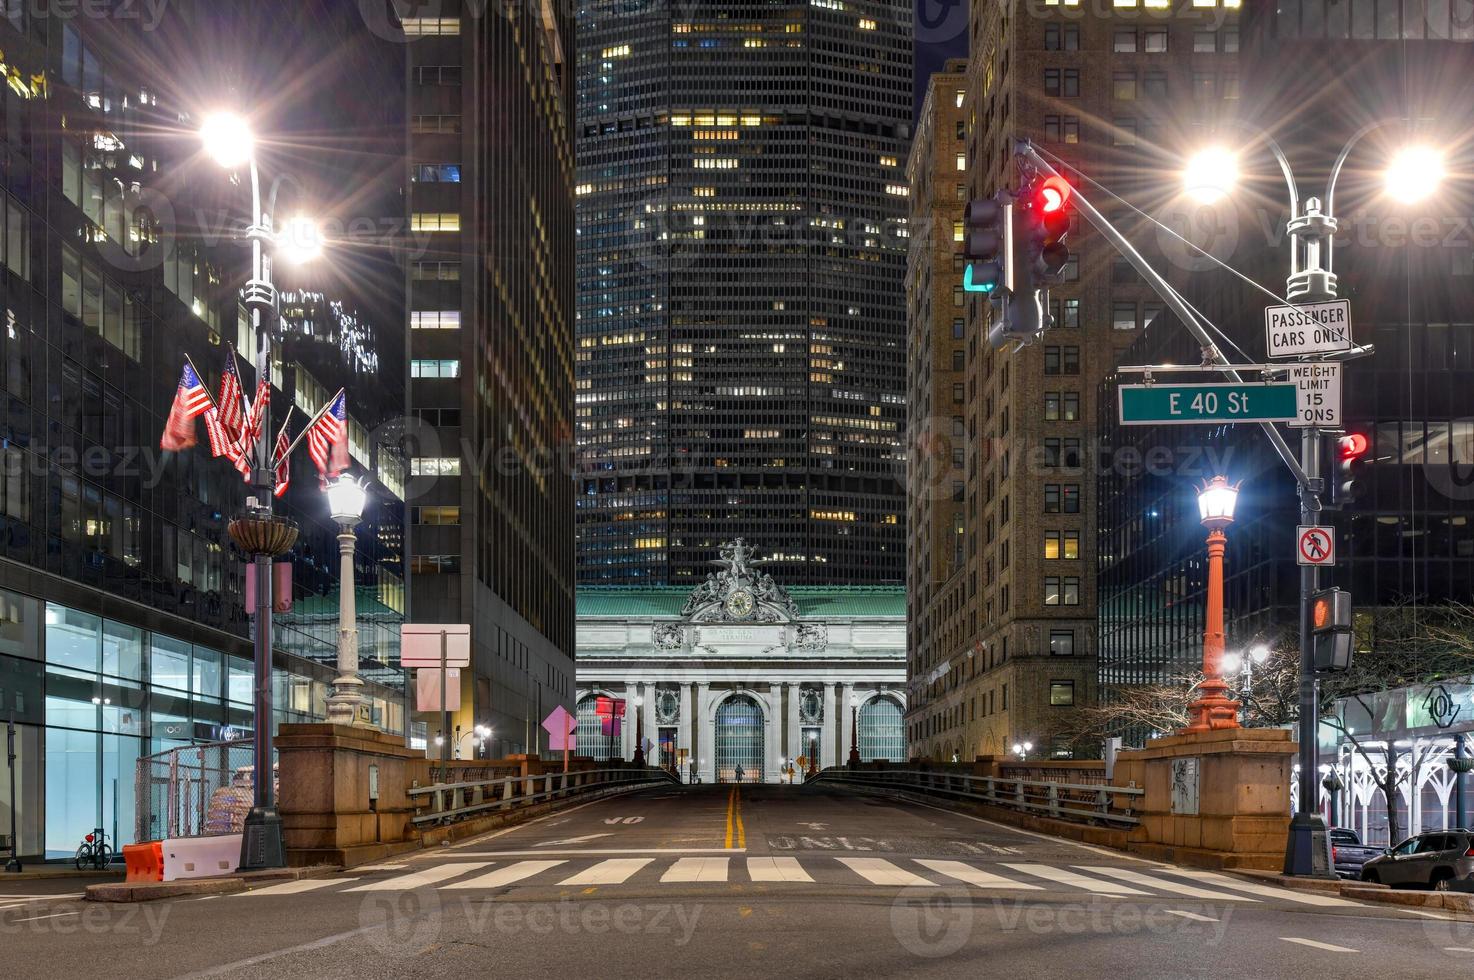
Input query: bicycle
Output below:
<box><xmin>74</xmin><ymin>829</ymin><xmax>112</xmax><ymax>871</ymax></box>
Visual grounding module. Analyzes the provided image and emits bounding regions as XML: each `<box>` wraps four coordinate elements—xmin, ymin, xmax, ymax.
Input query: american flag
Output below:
<box><xmin>272</xmin><ymin>423</ymin><xmax>291</xmax><ymax>498</ymax></box>
<box><xmin>241</xmin><ymin>379</ymin><xmax>269</xmax><ymax>451</ymax></box>
<box><xmin>216</xmin><ymin>352</ymin><xmax>245</xmax><ymax>438</ymax></box>
<box><xmin>305</xmin><ymin>390</ymin><xmax>349</xmax><ymax>484</ymax></box>
<box><xmin>160</xmin><ymin>363</ymin><xmax>211</xmax><ymax>451</ymax></box>
<box><xmin>202</xmin><ymin>406</ymin><xmax>235</xmax><ymax>458</ymax></box>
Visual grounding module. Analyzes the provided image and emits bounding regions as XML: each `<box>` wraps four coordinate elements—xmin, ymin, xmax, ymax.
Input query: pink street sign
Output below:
<box><xmin>542</xmin><ymin>705</ymin><xmax>576</xmax><ymax>751</ymax></box>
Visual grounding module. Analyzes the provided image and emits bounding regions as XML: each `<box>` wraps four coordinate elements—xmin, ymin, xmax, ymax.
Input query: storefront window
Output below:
<box><xmin>149</xmin><ymin>635</ymin><xmax>190</xmax><ymax>695</ymax></box>
<box><xmin>192</xmin><ymin>645</ymin><xmax>222</xmax><ymax>703</ymax></box>
<box><xmin>0</xmin><ymin>588</ymin><xmax>39</xmax><ymax>661</ymax></box>
<box><xmin>101</xmin><ymin>620</ymin><xmax>143</xmax><ymax>684</ymax></box>
<box><xmin>44</xmin><ymin>603</ymin><xmax>100</xmax><ymax>677</ymax></box>
<box><xmin>227</xmin><ymin>656</ymin><xmax>252</xmax><ymax>707</ymax></box>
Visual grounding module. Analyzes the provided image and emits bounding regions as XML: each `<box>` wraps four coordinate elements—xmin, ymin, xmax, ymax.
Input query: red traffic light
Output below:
<box><xmin>1038</xmin><ymin>176</ymin><xmax>1072</xmax><ymax>214</ymax></box>
<box><xmin>1338</xmin><ymin>432</ymin><xmax>1369</xmax><ymax>460</ymax></box>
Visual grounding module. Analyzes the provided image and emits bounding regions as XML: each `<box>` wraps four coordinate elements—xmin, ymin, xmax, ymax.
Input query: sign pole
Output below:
<box><xmin>5</xmin><ymin>712</ymin><xmax>19</xmax><ymax>873</ymax></box>
<box><xmin>439</xmin><ymin>629</ymin><xmax>449</xmax><ymax>766</ymax></box>
<box><xmin>563</xmin><ymin>713</ymin><xmax>570</xmax><ymax>773</ymax></box>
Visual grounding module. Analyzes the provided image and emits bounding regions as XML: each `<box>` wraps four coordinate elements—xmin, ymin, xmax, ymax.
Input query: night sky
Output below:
<box><xmin>913</xmin><ymin>0</ymin><xmax>971</xmax><ymax>120</ymax></box>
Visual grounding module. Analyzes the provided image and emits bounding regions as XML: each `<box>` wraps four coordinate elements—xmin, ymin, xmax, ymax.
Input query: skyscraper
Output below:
<box><xmin>575</xmin><ymin>1</ymin><xmax>913</xmax><ymax>586</ymax></box>
<box><xmin>404</xmin><ymin>5</ymin><xmax>577</xmax><ymax>754</ymax></box>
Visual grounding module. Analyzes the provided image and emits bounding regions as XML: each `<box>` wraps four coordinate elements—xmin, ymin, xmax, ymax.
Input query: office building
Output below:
<box><xmin>574</xmin><ymin>0</ymin><xmax>912</xmax><ymax>586</ymax></box>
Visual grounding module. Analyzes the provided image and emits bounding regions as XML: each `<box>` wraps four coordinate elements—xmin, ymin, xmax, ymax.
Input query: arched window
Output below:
<box><xmin>576</xmin><ymin>695</ymin><xmax>621</xmax><ymax>761</ymax></box>
<box><xmin>858</xmin><ymin>696</ymin><xmax>905</xmax><ymax>762</ymax></box>
<box><xmin>715</xmin><ymin>694</ymin><xmax>765</xmax><ymax>782</ymax></box>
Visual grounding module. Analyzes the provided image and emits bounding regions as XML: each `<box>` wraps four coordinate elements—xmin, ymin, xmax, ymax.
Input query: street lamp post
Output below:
<box><xmin>324</xmin><ymin>476</ymin><xmax>368</xmax><ymax>727</ymax></box>
<box><xmin>848</xmin><ymin>693</ymin><xmax>861</xmax><ymax>768</ymax></box>
<box><xmin>1180</xmin><ymin>131</ymin><xmax>1445</xmax><ymax>877</ymax></box>
<box><xmin>203</xmin><ymin>111</ymin><xmax>325</xmax><ymax>872</ymax></box>
<box><xmin>807</xmin><ymin>733</ymin><xmax>819</xmax><ymax>780</ymax></box>
<box><xmin>1219</xmin><ymin>644</ymin><xmax>1270</xmax><ymax>712</ymax></box>
<box><xmin>632</xmin><ymin>695</ymin><xmax>645</xmax><ymax>767</ymax></box>
<box><xmin>1185</xmin><ymin>476</ymin><xmax>1243</xmax><ymax>732</ymax></box>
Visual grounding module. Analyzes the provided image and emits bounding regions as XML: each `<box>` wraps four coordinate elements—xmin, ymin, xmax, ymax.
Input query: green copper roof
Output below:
<box><xmin>576</xmin><ymin>586</ymin><xmax>905</xmax><ymax>619</ymax></box>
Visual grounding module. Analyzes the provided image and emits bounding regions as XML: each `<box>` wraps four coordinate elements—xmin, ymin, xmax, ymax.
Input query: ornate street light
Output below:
<box><xmin>324</xmin><ymin>476</ymin><xmax>368</xmax><ymax>727</ymax></box>
<box><xmin>633</xmin><ymin>695</ymin><xmax>646</xmax><ymax>767</ymax></box>
<box><xmin>1184</xmin><ymin>476</ymin><xmax>1242</xmax><ymax>732</ymax></box>
<box><xmin>848</xmin><ymin>692</ymin><xmax>861</xmax><ymax>768</ymax></box>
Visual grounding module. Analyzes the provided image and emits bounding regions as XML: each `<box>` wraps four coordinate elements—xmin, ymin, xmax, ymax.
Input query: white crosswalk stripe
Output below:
<box><xmin>1170</xmin><ymin>870</ymin><xmax>1361</xmax><ymax>907</ymax></box>
<box><xmin>557</xmin><ymin>858</ymin><xmax>653</xmax><ymax>886</ymax></box>
<box><xmin>1076</xmin><ymin>866</ymin><xmax>1261</xmax><ymax>902</ymax></box>
<box><xmin>1001</xmin><ymin>863</ymin><xmax>1149</xmax><ymax>896</ymax></box>
<box><xmin>747</xmin><ymin>857</ymin><xmax>814</xmax><ymax>883</ymax></box>
<box><xmin>240</xmin><ymin>878</ymin><xmax>353</xmax><ymax>897</ymax></box>
<box><xmin>344</xmin><ymin>862</ymin><xmax>491</xmax><ymax>892</ymax></box>
<box><xmin>661</xmin><ymin>857</ymin><xmax>730</xmax><ymax>883</ymax></box>
<box><xmin>837</xmin><ymin>858</ymin><xmax>936</xmax><ymax>887</ymax></box>
<box><xmin>443</xmin><ymin>861</ymin><xmax>568</xmax><ymax>889</ymax></box>
<box><xmin>917</xmin><ymin>859</ymin><xmax>1043</xmax><ymax>890</ymax></box>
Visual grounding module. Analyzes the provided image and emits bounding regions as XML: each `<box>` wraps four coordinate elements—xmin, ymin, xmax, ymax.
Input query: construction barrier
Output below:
<box><xmin>123</xmin><ymin>841</ymin><xmax>163</xmax><ymax>883</ymax></box>
<box><xmin>162</xmin><ymin>834</ymin><xmax>242</xmax><ymax>881</ymax></box>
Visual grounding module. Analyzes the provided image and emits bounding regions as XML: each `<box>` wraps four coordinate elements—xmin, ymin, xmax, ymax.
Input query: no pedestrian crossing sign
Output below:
<box><xmin>1297</xmin><ymin>525</ymin><xmax>1335</xmax><ymax>566</ymax></box>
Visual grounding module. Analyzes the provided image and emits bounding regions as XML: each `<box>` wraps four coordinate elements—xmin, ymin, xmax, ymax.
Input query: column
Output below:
<box><xmin>621</xmin><ymin>684</ymin><xmax>635</xmax><ymax>761</ymax></box>
<box><xmin>678</xmin><ymin>682</ymin><xmax>693</xmax><ymax>780</ymax></box>
<box><xmin>823</xmin><ymin>683</ymin><xmax>839</xmax><ymax>769</ymax></box>
<box><xmin>696</xmin><ymin>681</ymin><xmax>711</xmax><ymax>782</ymax></box>
<box><xmin>642</xmin><ymin>685</ymin><xmax>657</xmax><ymax>762</ymax></box>
<box><xmin>785</xmin><ymin>682</ymin><xmax>801</xmax><ymax>777</ymax></box>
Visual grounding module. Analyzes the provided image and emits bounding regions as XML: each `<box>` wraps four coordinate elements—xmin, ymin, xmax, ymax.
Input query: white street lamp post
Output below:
<box><xmin>325</xmin><ymin>476</ymin><xmax>368</xmax><ymax>726</ymax></box>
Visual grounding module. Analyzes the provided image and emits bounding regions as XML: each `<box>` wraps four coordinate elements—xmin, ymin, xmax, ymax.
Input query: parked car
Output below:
<box><xmin>1360</xmin><ymin>829</ymin><xmax>1474</xmax><ymax>890</ymax></box>
<box><xmin>1330</xmin><ymin>828</ymin><xmax>1382</xmax><ymax>880</ymax></box>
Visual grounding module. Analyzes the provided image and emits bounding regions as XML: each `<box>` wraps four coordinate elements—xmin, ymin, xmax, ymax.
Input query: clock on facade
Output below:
<box><xmin>725</xmin><ymin>589</ymin><xmax>755</xmax><ymax>619</ymax></box>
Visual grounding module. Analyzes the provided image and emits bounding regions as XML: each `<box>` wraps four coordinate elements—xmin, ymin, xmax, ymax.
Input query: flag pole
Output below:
<box><xmin>182</xmin><ymin>352</ymin><xmax>221</xmax><ymax>414</ymax></box>
<box><xmin>279</xmin><ymin>388</ymin><xmax>345</xmax><ymax>462</ymax></box>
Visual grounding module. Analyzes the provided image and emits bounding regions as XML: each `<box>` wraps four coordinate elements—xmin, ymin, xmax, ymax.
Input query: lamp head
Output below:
<box><xmin>1182</xmin><ymin>146</ymin><xmax>1238</xmax><ymax>204</ymax></box>
<box><xmin>1196</xmin><ymin>475</ymin><xmax>1241</xmax><ymax>529</ymax></box>
<box><xmin>1250</xmin><ymin>644</ymin><xmax>1270</xmax><ymax>664</ymax></box>
<box><xmin>1384</xmin><ymin>146</ymin><xmax>1445</xmax><ymax>203</ymax></box>
<box><xmin>200</xmin><ymin>111</ymin><xmax>255</xmax><ymax>169</ymax></box>
<box><xmin>1220</xmin><ymin>652</ymin><xmax>1243</xmax><ymax>677</ymax></box>
<box><xmin>326</xmin><ymin>475</ymin><xmax>369</xmax><ymax>525</ymax></box>
<box><xmin>278</xmin><ymin>215</ymin><xmax>325</xmax><ymax>264</ymax></box>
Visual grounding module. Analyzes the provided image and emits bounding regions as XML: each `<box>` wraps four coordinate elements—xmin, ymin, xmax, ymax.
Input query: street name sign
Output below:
<box><xmin>1284</xmin><ymin>362</ymin><xmax>1342</xmax><ymax>428</ymax></box>
<box><xmin>1264</xmin><ymin>300</ymin><xmax>1353</xmax><ymax>358</ymax></box>
<box><xmin>1118</xmin><ymin>382</ymin><xmax>1297</xmax><ymax>425</ymax></box>
<box><xmin>401</xmin><ymin>623</ymin><xmax>472</xmax><ymax>668</ymax></box>
<box><xmin>1297</xmin><ymin>525</ymin><xmax>1335</xmax><ymax>566</ymax></box>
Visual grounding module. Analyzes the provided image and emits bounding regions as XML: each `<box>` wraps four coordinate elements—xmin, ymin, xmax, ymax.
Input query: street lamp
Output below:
<box><xmin>1181</xmin><ymin>146</ymin><xmax>1237</xmax><ymax>204</ymax></box>
<box><xmin>204</xmin><ymin>110</ymin><xmax>324</xmax><ymax>872</ymax></box>
<box><xmin>1012</xmin><ymin>741</ymin><xmax>1033</xmax><ymax>761</ymax></box>
<box><xmin>1383</xmin><ymin>146</ymin><xmax>1445</xmax><ymax>202</ymax></box>
<box><xmin>1220</xmin><ymin>644</ymin><xmax>1271</xmax><ymax>716</ymax></box>
<box><xmin>807</xmin><ymin>732</ymin><xmax>819</xmax><ymax>780</ymax></box>
<box><xmin>277</xmin><ymin>215</ymin><xmax>325</xmax><ymax>265</ymax></box>
<box><xmin>848</xmin><ymin>693</ymin><xmax>861</xmax><ymax>768</ymax></box>
<box><xmin>1185</xmin><ymin>476</ymin><xmax>1242</xmax><ymax>733</ymax></box>
<box><xmin>324</xmin><ymin>476</ymin><xmax>368</xmax><ymax>727</ymax></box>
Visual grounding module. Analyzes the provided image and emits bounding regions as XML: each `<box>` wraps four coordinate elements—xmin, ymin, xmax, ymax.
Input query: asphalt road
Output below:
<box><xmin>1</xmin><ymin>783</ymin><xmax>1468</xmax><ymax>978</ymax></box>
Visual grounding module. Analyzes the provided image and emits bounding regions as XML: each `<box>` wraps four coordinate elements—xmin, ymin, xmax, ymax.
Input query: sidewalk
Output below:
<box><xmin>2</xmin><ymin>866</ymin><xmax>124</xmax><ymax>882</ymax></box>
<box><xmin>1230</xmin><ymin>867</ymin><xmax>1474</xmax><ymax>914</ymax></box>
<box><xmin>85</xmin><ymin>865</ymin><xmax>338</xmax><ymax>903</ymax></box>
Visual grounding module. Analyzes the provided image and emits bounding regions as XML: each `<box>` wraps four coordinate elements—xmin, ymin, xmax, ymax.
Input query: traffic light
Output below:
<box><xmin>1310</xmin><ymin>587</ymin><xmax>1353</xmax><ymax>672</ymax></box>
<box><xmin>1031</xmin><ymin>175</ymin><xmax>1073</xmax><ymax>281</ymax></box>
<box><xmin>1328</xmin><ymin>430</ymin><xmax>1371</xmax><ymax>508</ymax></box>
<box><xmin>988</xmin><ymin>174</ymin><xmax>1074</xmax><ymax>349</ymax></box>
<box><xmin>962</xmin><ymin>192</ymin><xmax>1011</xmax><ymax>295</ymax></box>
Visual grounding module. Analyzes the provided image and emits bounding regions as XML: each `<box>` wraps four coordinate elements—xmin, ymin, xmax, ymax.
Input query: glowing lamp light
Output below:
<box><xmin>1250</xmin><ymin>644</ymin><xmax>1271</xmax><ymax>664</ymax></box>
<box><xmin>1196</xmin><ymin>475</ymin><xmax>1240</xmax><ymax>530</ymax></box>
<box><xmin>1038</xmin><ymin>175</ymin><xmax>1072</xmax><ymax>213</ymax></box>
<box><xmin>278</xmin><ymin>215</ymin><xmax>325</xmax><ymax>264</ymax></box>
<box><xmin>1182</xmin><ymin>147</ymin><xmax>1238</xmax><ymax>204</ymax></box>
<box><xmin>1221</xmin><ymin>652</ymin><xmax>1242</xmax><ymax>676</ymax></box>
<box><xmin>326</xmin><ymin>475</ymin><xmax>368</xmax><ymax>525</ymax></box>
<box><xmin>1384</xmin><ymin>146</ymin><xmax>1445</xmax><ymax>203</ymax></box>
<box><xmin>200</xmin><ymin>111</ymin><xmax>255</xmax><ymax>169</ymax></box>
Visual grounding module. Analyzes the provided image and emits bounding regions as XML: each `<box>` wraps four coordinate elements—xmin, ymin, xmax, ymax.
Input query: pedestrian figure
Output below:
<box><xmin>734</xmin><ymin>764</ymin><xmax>745</xmax><ymax>783</ymax></box>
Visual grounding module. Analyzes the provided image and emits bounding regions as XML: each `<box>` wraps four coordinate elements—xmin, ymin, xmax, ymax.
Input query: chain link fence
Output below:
<box><xmin>135</xmin><ymin>740</ymin><xmax>275</xmax><ymax>841</ymax></box>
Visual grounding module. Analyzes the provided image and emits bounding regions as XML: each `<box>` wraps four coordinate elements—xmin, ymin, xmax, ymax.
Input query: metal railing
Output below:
<box><xmin>809</xmin><ymin>768</ymin><xmax>1143</xmax><ymax>826</ymax></box>
<box><xmin>408</xmin><ymin>766</ymin><xmax>678</xmax><ymax>828</ymax></box>
<box><xmin>136</xmin><ymin>740</ymin><xmax>272</xmax><ymax>841</ymax></box>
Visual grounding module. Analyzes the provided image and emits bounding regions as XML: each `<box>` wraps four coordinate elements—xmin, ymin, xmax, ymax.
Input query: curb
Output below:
<box><xmin>84</xmin><ymin>865</ymin><xmax>339</xmax><ymax>904</ymax></box>
<box><xmin>1224</xmin><ymin>869</ymin><xmax>1474</xmax><ymax>914</ymax></box>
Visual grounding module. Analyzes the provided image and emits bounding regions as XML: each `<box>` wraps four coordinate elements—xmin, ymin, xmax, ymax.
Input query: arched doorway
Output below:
<box><xmin>576</xmin><ymin>695</ymin><xmax>621</xmax><ymax>760</ymax></box>
<box><xmin>715</xmin><ymin>694</ymin><xmax>764</xmax><ymax>783</ymax></box>
<box><xmin>858</xmin><ymin>696</ymin><xmax>905</xmax><ymax>762</ymax></box>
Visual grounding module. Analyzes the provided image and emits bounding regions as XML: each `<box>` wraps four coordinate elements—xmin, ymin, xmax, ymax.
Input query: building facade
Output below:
<box><xmin>574</xmin><ymin>0</ymin><xmax>912</xmax><ymax>586</ymax></box>
<box><xmin>0</xmin><ymin>4</ymin><xmax>412</xmax><ymax>859</ymax></box>
<box><xmin>905</xmin><ymin>2</ymin><xmax>1244</xmax><ymax>761</ymax></box>
<box><xmin>403</xmin><ymin>3</ymin><xmax>578</xmax><ymax>756</ymax></box>
<box><xmin>575</xmin><ymin>541</ymin><xmax>906</xmax><ymax>783</ymax></box>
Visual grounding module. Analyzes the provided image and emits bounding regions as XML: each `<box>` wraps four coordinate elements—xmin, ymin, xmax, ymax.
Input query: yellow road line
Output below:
<box><xmin>734</xmin><ymin>784</ymin><xmax>746</xmax><ymax>849</ymax></box>
<box><xmin>724</xmin><ymin>786</ymin><xmax>736</xmax><ymax>848</ymax></box>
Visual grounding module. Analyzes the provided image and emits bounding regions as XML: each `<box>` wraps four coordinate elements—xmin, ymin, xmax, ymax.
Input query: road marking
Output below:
<box><xmin>344</xmin><ymin>863</ymin><xmax>491</xmax><ymax>892</ymax></box>
<box><xmin>241</xmin><ymin>878</ymin><xmax>353</xmax><ymax>897</ymax></box>
<box><xmin>1444</xmin><ymin>947</ymin><xmax>1474</xmax><ymax>952</ymax></box>
<box><xmin>1002</xmin><ymin>864</ymin><xmax>1149</xmax><ymax>896</ymax></box>
<box><xmin>353</xmin><ymin>864</ymin><xmax>407</xmax><ymax>872</ymax></box>
<box><xmin>746</xmin><ymin>857</ymin><xmax>814</xmax><ymax>883</ymax></box>
<box><xmin>0</xmin><ymin>893</ymin><xmax>82</xmax><ymax>901</ymax></box>
<box><xmin>557</xmin><ymin>858</ymin><xmax>653</xmax><ymax>886</ymax></box>
<box><xmin>1077</xmin><ymin>866</ymin><xmax>1260</xmax><ymax>902</ymax></box>
<box><xmin>1165</xmin><ymin>910</ymin><xmax>1218</xmax><ymax>922</ymax></box>
<box><xmin>1282</xmin><ymin>938</ymin><xmax>1358</xmax><ymax>953</ymax></box>
<box><xmin>443</xmin><ymin>860</ymin><xmax>567</xmax><ymax>889</ymax></box>
<box><xmin>837</xmin><ymin>858</ymin><xmax>936</xmax><ymax>887</ymax></box>
<box><xmin>451</xmin><ymin>848</ymin><xmax>744</xmax><ymax>857</ymax></box>
<box><xmin>1171</xmin><ymin>871</ymin><xmax>1360</xmax><ymax>907</ymax></box>
<box><xmin>903</xmin><ymin>800</ymin><xmax>1158</xmax><ymax>864</ymax></box>
<box><xmin>449</xmin><ymin>784</ymin><xmax>657</xmax><ymax>851</ymax></box>
<box><xmin>725</xmin><ymin>787</ymin><xmax>736</xmax><ymax>849</ymax></box>
<box><xmin>11</xmin><ymin>911</ymin><xmax>80</xmax><ymax>923</ymax></box>
<box><xmin>917</xmin><ymin>859</ymin><xmax>1043</xmax><ymax>890</ymax></box>
<box><xmin>536</xmin><ymin>834</ymin><xmax>613</xmax><ymax>847</ymax></box>
<box><xmin>661</xmin><ymin>857</ymin><xmax>729</xmax><ymax>883</ymax></box>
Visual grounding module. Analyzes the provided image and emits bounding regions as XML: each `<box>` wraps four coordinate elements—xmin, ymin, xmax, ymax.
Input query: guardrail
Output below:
<box><xmin>809</xmin><ymin>768</ymin><xmax>1144</xmax><ymax>826</ymax></box>
<box><xmin>408</xmin><ymin>766</ymin><xmax>679</xmax><ymax>828</ymax></box>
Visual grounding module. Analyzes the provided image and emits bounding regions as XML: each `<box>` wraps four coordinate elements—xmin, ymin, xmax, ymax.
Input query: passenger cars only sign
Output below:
<box><xmin>1264</xmin><ymin>300</ymin><xmax>1353</xmax><ymax>358</ymax></box>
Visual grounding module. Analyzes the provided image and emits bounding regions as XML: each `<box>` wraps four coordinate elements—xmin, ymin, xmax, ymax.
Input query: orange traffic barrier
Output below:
<box><xmin>123</xmin><ymin>841</ymin><xmax>163</xmax><ymax>882</ymax></box>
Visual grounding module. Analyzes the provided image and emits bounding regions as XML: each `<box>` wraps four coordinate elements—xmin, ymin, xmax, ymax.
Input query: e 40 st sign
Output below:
<box><xmin>1118</xmin><ymin>382</ymin><xmax>1298</xmax><ymax>425</ymax></box>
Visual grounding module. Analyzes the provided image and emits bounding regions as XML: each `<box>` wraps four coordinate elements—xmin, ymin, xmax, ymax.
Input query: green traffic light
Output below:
<box><xmin>963</xmin><ymin>264</ymin><xmax>995</xmax><ymax>293</ymax></box>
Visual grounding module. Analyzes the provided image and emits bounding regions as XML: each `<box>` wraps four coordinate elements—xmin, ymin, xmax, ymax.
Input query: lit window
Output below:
<box><xmin>410</xmin><ymin>457</ymin><xmax>461</xmax><ymax>476</ymax></box>
<box><xmin>410</xmin><ymin>359</ymin><xmax>461</xmax><ymax>379</ymax></box>
<box><xmin>955</xmin><ymin>153</ymin><xmax>967</xmax><ymax>171</ymax></box>
<box><xmin>411</xmin><ymin>311</ymin><xmax>461</xmax><ymax>329</ymax></box>
<box><xmin>858</xmin><ymin>17</ymin><xmax>876</xmax><ymax>29</ymax></box>
<box><xmin>411</xmin><ymin>213</ymin><xmax>461</xmax><ymax>232</ymax></box>
<box><xmin>413</xmin><ymin>164</ymin><xmax>461</xmax><ymax>183</ymax></box>
<box><xmin>402</xmin><ymin>17</ymin><xmax>460</xmax><ymax>36</ymax></box>
<box><xmin>1049</xmin><ymin>682</ymin><xmax>1075</xmax><ymax>706</ymax></box>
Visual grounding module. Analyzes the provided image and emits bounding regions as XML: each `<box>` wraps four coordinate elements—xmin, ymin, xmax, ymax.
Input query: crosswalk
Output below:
<box><xmin>232</xmin><ymin>857</ymin><xmax>1364</xmax><ymax>906</ymax></box>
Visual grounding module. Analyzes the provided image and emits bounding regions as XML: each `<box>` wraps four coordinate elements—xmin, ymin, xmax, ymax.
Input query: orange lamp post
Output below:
<box><xmin>1183</xmin><ymin>475</ymin><xmax>1243</xmax><ymax>733</ymax></box>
